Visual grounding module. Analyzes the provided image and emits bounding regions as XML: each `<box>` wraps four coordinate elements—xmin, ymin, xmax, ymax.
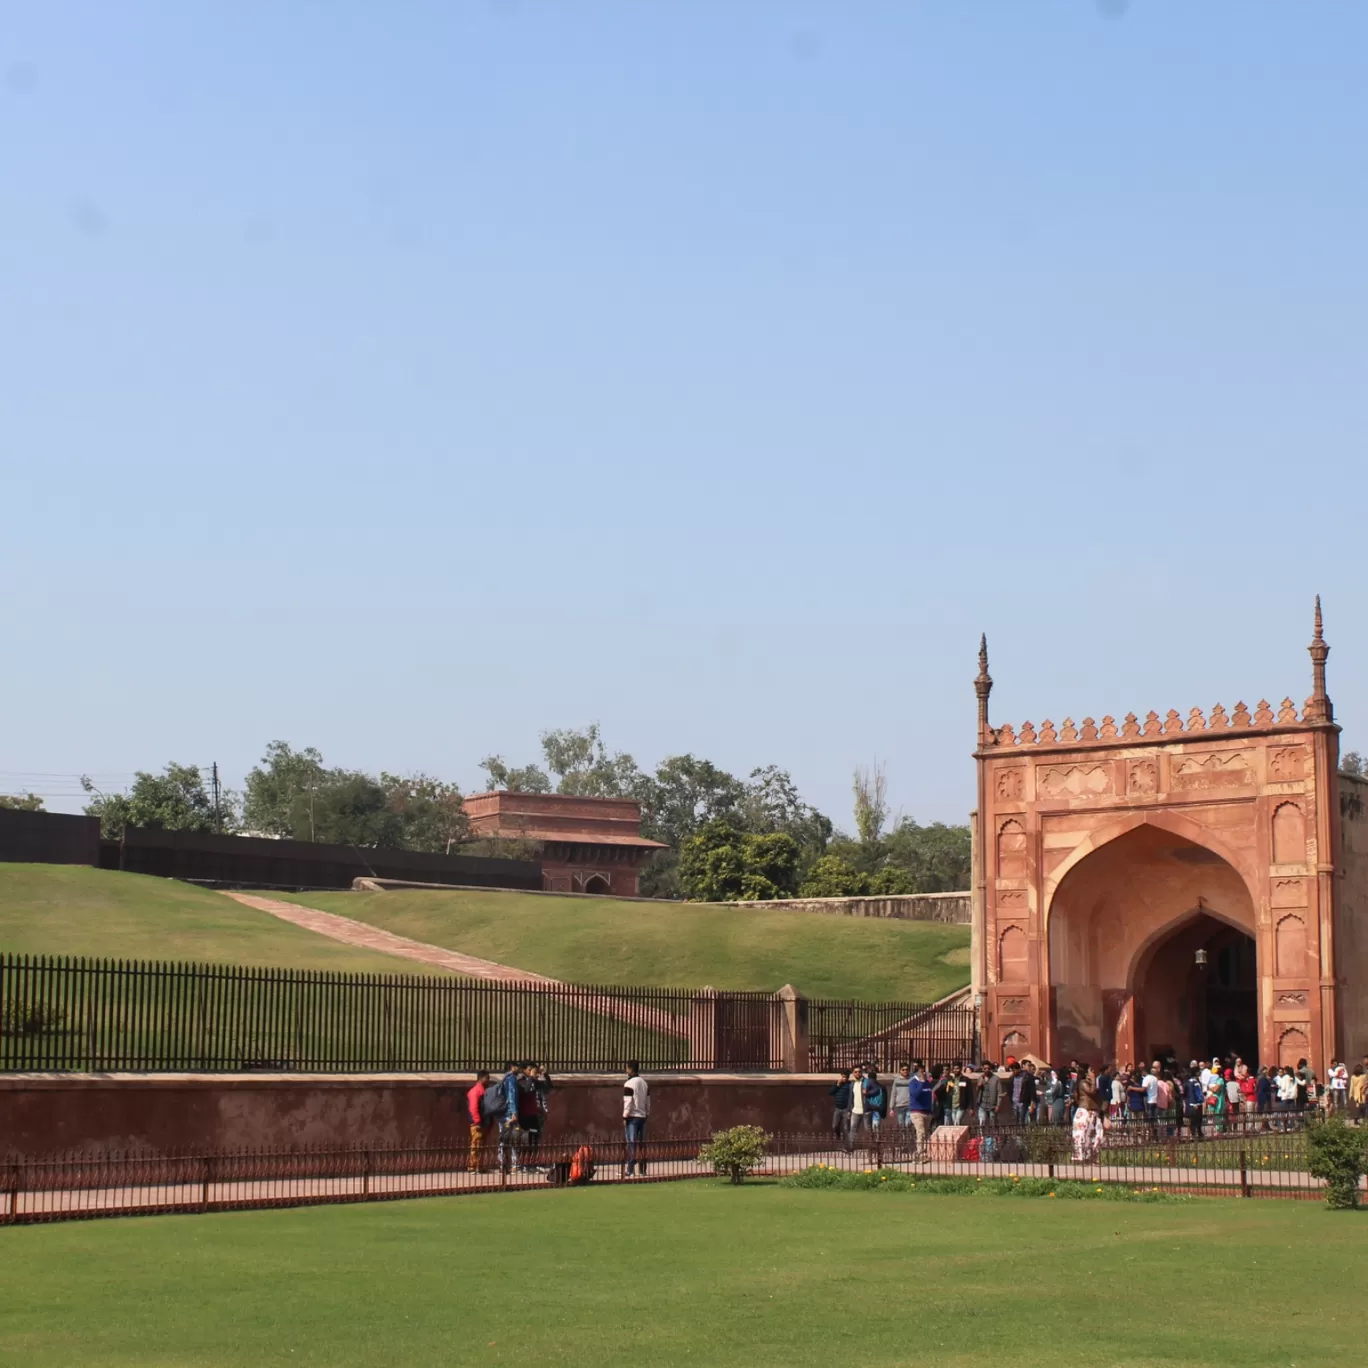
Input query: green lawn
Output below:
<box><xmin>2</xmin><ymin>1183</ymin><xmax>1361</xmax><ymax>1367</ymax></box>
<box><xmin>270</xmin><ymin>887</ymin><xmax>971</xmax><ymax>999</ymax></box>
<box><xmin>0</xmin><ymin>865</ymin><xmax>446</xmax><ymax>976</ymax></box>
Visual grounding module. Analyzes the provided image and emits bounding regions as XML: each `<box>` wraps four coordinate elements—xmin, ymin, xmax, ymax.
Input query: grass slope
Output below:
<box><xmin>0</xmin><ymin>865</ymin><xmax>445</xmax><ymax>975</ymax></box>
<box><xmin>2</xmin><ymin>1184</ymin><xmax>1361</xmax><ymax>1368</ymax></box>
<box><xmin>272</xmin><ymin>887</ymin><xmax>971</xmax><ymax>999</ymax></box>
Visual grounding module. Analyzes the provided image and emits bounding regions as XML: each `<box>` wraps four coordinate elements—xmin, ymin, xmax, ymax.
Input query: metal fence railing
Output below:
<box><xmin>0</xmin><ymin>953</ymin><xmax>974</xmax><ymax>1075</ymax></box>
<box><xmin>0</xmin><ymin>1118</ymin><xmax>1333</xmax><ymax>1226</ymax></box>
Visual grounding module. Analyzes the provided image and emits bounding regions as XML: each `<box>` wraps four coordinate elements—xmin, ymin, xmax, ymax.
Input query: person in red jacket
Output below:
<box><xmin>466</xmin><ymin>1071</ymin><xmax>492</xmax><ymax>1173</ymax></box>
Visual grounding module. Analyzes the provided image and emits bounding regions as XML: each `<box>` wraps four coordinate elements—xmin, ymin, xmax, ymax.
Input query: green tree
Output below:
<box><xmin>541</xmin><ymin>723</ymin><xmax>643</xmax><ymax>798</ymax></box>
<box><xmin>798</xmin><ymin>854</ymin><xmax>870</xmax><ymax>898</ymax></box>
<box><xmin>677</xmin><ymin>819</ymin><xmax>800</xmax><ymax>902</ymax></box>
<box><xmin>0</xmin><ymin>794</ymin><xmax>45</xmax><ymax>811</ymax></box>
<box><xmin>852</xmin><ymin>762</ymin><xmax>889</xmax><ymax>849</ymax></box>
<box><xmin>242</xmin><ymin>742</ymin><xmax>328</xmax><ymax>837</ymax></box>
<box><xmin>635</xmin><ymin>754</ymin><xmax>748</xmax><ymax>898</ymax></box>
<box><xmin>82</xmin><ymin>764</ymin><xmax>229</xmax><ymax>840</ymax></box>
<box><xmin>1306</xmin><ymin>1114</ymin><xmax>1368</xmax><ymax>1209</ymax></box>
<box><xmin>381</xmin><ymin>772</ymin><xmax>470</xmax><ymax>853</ymax></box>
<box><xmin>883</xmin><ymin>818</ymin><xmax>972</xmax><ymax>892</ymax></box>
<box><xmin>478</xmin><ymin>755</ymin><xmax>552</xmax><ymax>794</ymax></box>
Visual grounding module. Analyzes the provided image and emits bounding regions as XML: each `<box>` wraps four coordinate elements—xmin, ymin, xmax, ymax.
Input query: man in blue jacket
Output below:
<box><xmin>907</xmin><ymin>1063</ymin><xmax>935</xmax><ymax>1161</ymax></box>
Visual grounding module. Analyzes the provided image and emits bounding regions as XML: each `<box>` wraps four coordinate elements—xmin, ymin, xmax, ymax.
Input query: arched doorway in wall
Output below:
<box><xmin>1130</xmin><ymin>913</ymin><xmax>1258</xmax><ymax>1066</ymax></box>
<box><xmin>582</xmin><ymin>874</ymin><xmax>611</xmax><ymax>896</ymax></box>
<box><xmin>1047</xmin><ymin>822</ymin><xmax>1258</xmax><ymax>1066</ymax></box>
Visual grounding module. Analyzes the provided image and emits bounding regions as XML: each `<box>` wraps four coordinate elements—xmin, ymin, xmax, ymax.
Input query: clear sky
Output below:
<box><xmin>2</xmin><ymin>2</ymin><xmax>1365</xmax><ymax>828</ymax></box>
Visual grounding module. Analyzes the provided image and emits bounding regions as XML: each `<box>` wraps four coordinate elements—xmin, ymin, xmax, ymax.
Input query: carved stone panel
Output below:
<box><xmin>997</xmin><ymin>889</ymin><xmax>1028</xmax><ymax>913</ymax></box>
<box><xmin>1171</xmin><ymin>750</ymin><xmax>1254</xmax><ymax>791</ymax></box>
<box><xmin>1126</xmin><ymin>759</ymin><xmax>1158</xmax><ymax>796</ymax></box>
<box><xmin>996</xmin><ymin>768</ymin><xmax>1025</xmax><ymax>802</ymax></box>
<box><xmin>1037</xmin><ymin>764</ymin><xmax>1112</xmax><ymax>800</ymax></box>
<box><xmin>1271</xmin><ymin>877</ymin><xmax>1307</xmax><ymax>909</ymax></box>
<box><xmin>1268</xmin><ymin>747</ymin><xmax>1307</xmax><ymax>782</ymax></box>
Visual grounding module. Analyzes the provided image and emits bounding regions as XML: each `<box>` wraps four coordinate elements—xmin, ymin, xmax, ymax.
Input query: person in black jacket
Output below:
<box><xmin>829</xmin><ymin>1070</ymin><xmax>853</xmax><ymax>1147</ymax></box>
<box><xmin>1018</xmin><ymin>1061</ymin><xmax>1039</xmax><ymax>1124</ymax></box>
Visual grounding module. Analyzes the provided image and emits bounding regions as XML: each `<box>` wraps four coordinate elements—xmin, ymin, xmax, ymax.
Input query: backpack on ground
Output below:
<box><xmin>547</xmin><ymin>1145</ymin><xmax>595</xmax><ymax>1187</ymax></box>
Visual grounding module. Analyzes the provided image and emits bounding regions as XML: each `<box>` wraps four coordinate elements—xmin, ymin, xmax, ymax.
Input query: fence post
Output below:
<box><xmin>7</xmin><ymin>1163</ymin><xmax>19</xmax><ymax>1222</ymax></box>
<box><xmin>1239</xmin><ymin>1148</ymin><xmax>1250</xmax><ymax>1198</ymax></box>
<box><xmin>772</xmin><ymin>985</ymin><xmax>809</xmax><ymax>1073</ymax></box>
<box><xmin>687</xmin><ymin>987</ymin><xmax>718</xmax><ymax>1069</ymax></box>
<box><xmin>363</xmin><ymin>1150</ymin><xmax>372</xmax><ymax>1197</ymax></box>
<box><xmin>201</xmin><ymin>1155</ymin><xmax>212</xmax><ymax>1210</ymax></box>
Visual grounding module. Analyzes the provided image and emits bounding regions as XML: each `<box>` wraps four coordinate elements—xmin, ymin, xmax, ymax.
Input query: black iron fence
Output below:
<box><xmin>0</xmin><ymin>1120</ymin><xmax>1332</xmax><ymax>1226</ymax></box>
<box><xmin>0</xmin><ymin>953</ymin><xmax>974</xmax><ymax>1075</ymax></box>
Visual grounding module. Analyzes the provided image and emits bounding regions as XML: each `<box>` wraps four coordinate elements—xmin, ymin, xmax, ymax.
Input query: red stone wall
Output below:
<box><xmin>0</xmin><ymin>1073</ymin><xmax>836</xmax><ymax>1160</ymax></box>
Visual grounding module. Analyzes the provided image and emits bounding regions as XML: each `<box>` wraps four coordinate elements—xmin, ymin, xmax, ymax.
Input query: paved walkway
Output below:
<box><xmin>221</xmin><ymin>892</ymin><xmax>556</xmax><ymax>984</ymax></box>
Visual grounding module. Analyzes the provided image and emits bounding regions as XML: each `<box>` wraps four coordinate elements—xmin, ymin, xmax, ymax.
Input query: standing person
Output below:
<box><xmin>1048</xmin><ymin>1069</ymin><xmax>1068</xmax><ymax>1127</ymax></box>
<box><xmin>978</xmin><ymin>1061</ymin><xmax>1002</xmax><ymax>1129</ymax></box>
<box><xmin>829</xmin><ymin>1069</ymin><xmax>854</xmax><ymax>1147</ymax></box>
<box><xmin>1019</xmin><ymin>1061</ymin><xmax>1039</xmax><ymax>1125</ymax></box>
<box><xmin>1184</xmin><ymin>1068</ymin><xmax>1206</xmax><ymax>1138</ymax></box>
<box><xmin>891</xmin><ymin>1064</ymin><xmax>913</xmax><ymax>1130</ymax></box>
<box><xmin>847</xmin><ymin>1065</ymin><xmax>868</xmax><ymax>1145</ymax></box>
<box><xmin>519</xmin><ymin>1062</ymin><xmax>552</xmax><ymax>1165</ymax></box>
<box><xmin>1010</xmin><ymin>1063</ymin><xmax>1027</xmax><ymax>1125</ymax></box>
<box><xmin>930</xmin><ymin>1066</ymin><xmax>951</xmax><ymax>1126</ymax></box>
<box><xmin>622</xmin><ymin>1060</ymin><xmax>650</xmax><ymax>1178</ymax></box>
<box><xmin>863</xmin><ymin>1068</ymin><xmax>887</xmax><ymax>1133</ymax></box>
<box><xmin>951</xmin><ymin>1066</ymin><xmax>975</xmax><ymax>1126</ymax></box>
<box><xmin>1329</xmin><ymin>1060</ymin><xmax>1349</xmax><ymax>1113</ymax></box>
<box><xmin>1142</xmin><ymin>1061</ymin><xmax>1161</xmax><ymax>1126</ymax></box>
<box><xmin>465</xmin><ymin>1070</ymin><xmax>492</xmax><ymax>1173</ymax></box>
<box><xmin>1071</xmin><ymin>1065</ymin><xmax>1104</xmax><ymax>1162</ymax></box>
<box><xmin>1275</xmin><ymin>1065</ymin><xmax>1298</xmax><ymax>1122</ymax></box>
<box><xmin>1255</xmin><ymin>1067</ymin><xmax>1274</xmax><ymax>1124</ymax></box>
<box><xmin>1125</xmin><ymin>1070</ymin><xmax>1148</xmax><ymax>1125</ymax></box>
<box><xmin>497</xmin><ymin>1061</ymin><xmax>524</xmax><ymax>1172</ymax></box>
<box><xmin>1295</xmin><ymin>1059</ymin><xmax>1313</xmax><ymax>1113</ymax></box>
<box><xmin>907</xmin><ymin>1062</ymin><xmax>934</xmax><ymax>1161</ymax></box>
<box><xmin>1349</xmin><ymin>1066</ymin><xmax>1367</xmax><ymax>1123</ymax></box>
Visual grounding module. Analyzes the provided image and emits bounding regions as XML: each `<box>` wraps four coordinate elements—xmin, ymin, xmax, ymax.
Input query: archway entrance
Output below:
<box><xmin>581</xmin><ymin>874</ymin><xmax>611</xmax><ymax>896</ymax></box>
<box><xmin>1047</xmin><ymin>823</ymin><xmax>1258</xmax><ymax>1066</ymax></box>
<box><xmin>1131</xmin><ymin>913</ymin><xmax>1258</xmax><ymax>1066</ymax></box>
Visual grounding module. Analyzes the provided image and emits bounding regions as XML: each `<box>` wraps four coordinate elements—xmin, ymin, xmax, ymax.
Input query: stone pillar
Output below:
<box><xmin>771</xmin><ymin>984</ymin><xmax>809</xmax><ymax>1073</ymax></box>
<box><xmin>687</xmin><ymin>987</ymin><xmax>718</xmax><ymax>1068</ymax></box>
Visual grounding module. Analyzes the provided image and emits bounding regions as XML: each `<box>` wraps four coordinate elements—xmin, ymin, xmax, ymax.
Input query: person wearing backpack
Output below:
<box><xmin>863</xmin><ymin>1068</ymin><xmax>887</xmax><ymax>1132</ymax></box>
<box><xmin>496</xmin><ymin>1062</ymin><xmax>525</xmax><ymax>1172</ymax></box>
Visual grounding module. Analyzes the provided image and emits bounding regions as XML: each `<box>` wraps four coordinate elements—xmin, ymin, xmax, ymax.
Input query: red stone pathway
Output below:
<box><xmin>219</xmin><ymin>892</ymin><xmax>684</xmax><ymax>1036</ymax></box>
<box><xmin>221</xmin><ymin>892</ymin><xmax>556</xmax><ymax>984</ymax></box>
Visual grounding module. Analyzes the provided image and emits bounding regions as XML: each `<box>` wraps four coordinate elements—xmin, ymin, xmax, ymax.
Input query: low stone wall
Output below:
<box><xmin>725</xmin><ymin>891</ymin><xmax>970</xmax><ymax>924</ymax></box>
<box><xmin>0</xmin><ymin>1072</ymin><xmax>838</xmax><ymax>1160</ymax></box>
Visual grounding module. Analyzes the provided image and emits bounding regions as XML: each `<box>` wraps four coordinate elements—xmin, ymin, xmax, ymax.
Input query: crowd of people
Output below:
<box><xmin>829</xmin><ymin>1053</ymin><xmax>1368</xmax><ymax>1162</ymax></box>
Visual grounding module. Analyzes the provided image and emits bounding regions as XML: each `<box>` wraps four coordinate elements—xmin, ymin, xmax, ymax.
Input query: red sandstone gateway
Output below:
<box><xmin>462</xmin><ymin>791</ymin><xmax>665</xmax><ymax>897</ymax></box>
<box><xmin>969</xmin><ymin>599</ymin><xmax>1367</xmax><ymax>1075</ymax></box>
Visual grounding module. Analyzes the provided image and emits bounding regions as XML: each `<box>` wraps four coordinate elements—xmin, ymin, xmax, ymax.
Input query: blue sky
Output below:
<box><xmin>2</xmin><ymin>2</ymin><xmax>1364</xmax><ymax>827</ymax></box>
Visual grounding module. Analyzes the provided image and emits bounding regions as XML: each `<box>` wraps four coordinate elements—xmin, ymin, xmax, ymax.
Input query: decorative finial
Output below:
<box><xmin>1306</xmin><ymin>595</ymin><xmax>1333</xmax><ymax>724</ymax></box>
<box><xmin>974</xmin><ymin>634</ymin><xmax>993</xmax><ymax>744</ymax></box>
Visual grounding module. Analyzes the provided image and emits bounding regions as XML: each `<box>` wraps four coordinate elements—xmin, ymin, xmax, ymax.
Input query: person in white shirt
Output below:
<box><xmin>1329</xmin><ymin>1061</ymin><xmax>1350</xmax><ymax>1112</ymax></box>
<box><xmin>622</xmin><ymin>1061</ymin><xmax>650</xmax><ymax>1178</ymax></box>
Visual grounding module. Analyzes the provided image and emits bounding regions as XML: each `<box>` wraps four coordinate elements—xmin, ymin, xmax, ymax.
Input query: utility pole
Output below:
<box><xmin>211</xmin><ymin>762</ymin><xmax>222</xmax><ymax>833</ymax></box>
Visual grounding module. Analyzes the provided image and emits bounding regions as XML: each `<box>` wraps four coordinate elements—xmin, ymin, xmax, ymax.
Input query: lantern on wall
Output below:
<box><xmin>1194</xmin><ymin>948</ymin><xmax>1209</xmax><ymax>967</ymax></box>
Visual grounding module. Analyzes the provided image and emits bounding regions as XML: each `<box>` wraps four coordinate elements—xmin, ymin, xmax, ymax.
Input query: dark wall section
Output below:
<box><xmin>0</xmin><ymin>810</ymin><xmax>102</xmax><ymax>866</ymax></box>
<box><xmin>101</xmin><ymin>827</ymin><xmax>542</xmax><ymax>891</ymax></box>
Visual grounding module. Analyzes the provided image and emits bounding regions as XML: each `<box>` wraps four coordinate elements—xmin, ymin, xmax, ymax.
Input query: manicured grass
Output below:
<box><xmin>270</xmin><ymin>887</ymin><xmax>970</xmax><ymax>999</ymax></box>
<box><xmin>0</xmin><ymin>865</ymin><xmax>446</xmax><ymax>975</ymax></box>
<box><xmin>2</xmin><ymin>1182</ymin><xmax>1361</xmax><ymax>1367</ymax></box>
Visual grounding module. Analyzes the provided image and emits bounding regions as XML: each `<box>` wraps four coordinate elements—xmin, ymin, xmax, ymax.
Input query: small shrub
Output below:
<box><xmin>1306</xmin><ymin>1115</ymin><xmax>1368</xmax><ymax>1209</ymax></box>
<box><xmin>699</xmin><ymin>1125</ymin><xmax>771</xmax><ymax>1184</ymax></box>
<box><xmin>0</xmin><ymin>999</ymin><xmax>67</xmax><ymax>1038</ymax></box>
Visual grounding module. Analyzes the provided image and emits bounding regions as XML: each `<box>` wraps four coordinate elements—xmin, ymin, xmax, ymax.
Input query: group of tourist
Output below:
<box><xmin>828</xmin><ymin>1052</ymin><xmax>1368</xmax><ymax>1162</ymax></box>
<box><xmin>465</xmin><ymin>1059</ymin><xmax>652</xmax><ymax>1179</ymax></box>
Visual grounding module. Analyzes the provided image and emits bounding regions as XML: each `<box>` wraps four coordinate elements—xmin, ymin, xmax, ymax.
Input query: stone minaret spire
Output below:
<box><xmin>1305</xmin><ymin>595</ymin><xmax>1333</xmax><ymax>723</ymax></box>
<box><xmin>975</xmin><ymin>634</ymin><xmax>993</xmax><ymax>745</ymax></box>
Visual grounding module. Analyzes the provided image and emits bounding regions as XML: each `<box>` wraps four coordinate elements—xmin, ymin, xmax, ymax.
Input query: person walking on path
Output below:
<box><xmin>622</xmin><ymin>1060</ymin><xmax>650</xmax><ymax>1178</ymax></box>
<box><xmin>829</xmin><ymin>1070</ymin><xmax>854</xmax><ymax>1147</ymax></box>
<box><xmin>1349</xmin><ymin>1065</ymin><xmax>1367</xmax><ymax>1122</ymax></box>
<box><xmin>466</xmin><ymin>1070</ymin><xmax>492</xmax><ymax>1173</ymax></box>
<box><xmin>847</xmin><ymin>1065</ymin><xmax>869</xmax><ymax>1144</ymax></box>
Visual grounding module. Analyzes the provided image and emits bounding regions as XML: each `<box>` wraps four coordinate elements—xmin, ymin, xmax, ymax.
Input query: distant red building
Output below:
<box><xmin>461</xmin><ymin>792</ymin><xmax>665</xmax><ymax>897</ymax></box>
